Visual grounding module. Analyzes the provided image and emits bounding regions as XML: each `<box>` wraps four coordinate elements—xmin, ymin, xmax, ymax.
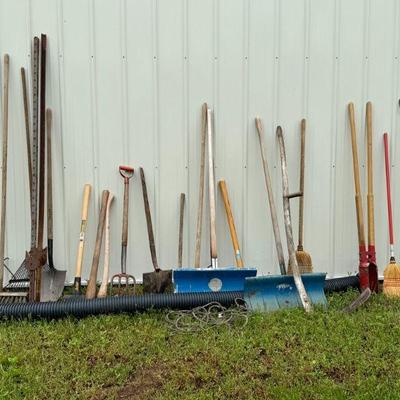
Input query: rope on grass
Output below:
<box><xmin>165</xmin><ymin>299</ymin><xmax>248</xmax><ymax>332</ymax></box>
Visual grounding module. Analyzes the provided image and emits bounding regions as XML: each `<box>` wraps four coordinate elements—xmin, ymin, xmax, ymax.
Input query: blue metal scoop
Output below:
<box><xmin>244</xmin><ymin>273</ymin><xmax>327</xmax><ymax>312</ymax></box>
<box><xmin>174</xmin><ymin>267</ymin><xmax>257</xmax><ymax>293</ymax></box>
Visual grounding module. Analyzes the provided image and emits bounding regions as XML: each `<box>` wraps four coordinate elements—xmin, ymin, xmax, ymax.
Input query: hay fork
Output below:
<box><xmin>110</xmin><ymin>166</ymin><xmax>136</xmax><ymax>295</ymax></box>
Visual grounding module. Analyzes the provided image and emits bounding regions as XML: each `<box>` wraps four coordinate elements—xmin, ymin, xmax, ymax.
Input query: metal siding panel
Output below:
<box><xmin>1</xmin><ymin>0</ymin><xmax>400</xmax><ymax>282</ymax></box>
<box><xmin>307</xmin><ymin>0</ymin><xmax>337</xmax><ymax>276</ymax></box>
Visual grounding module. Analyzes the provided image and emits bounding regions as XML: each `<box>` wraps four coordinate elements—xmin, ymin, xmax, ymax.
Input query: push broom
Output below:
<box><xmin>383</xmin><ymin>133</ymin><xmax>400</xmax><ymax>296</ymax></box>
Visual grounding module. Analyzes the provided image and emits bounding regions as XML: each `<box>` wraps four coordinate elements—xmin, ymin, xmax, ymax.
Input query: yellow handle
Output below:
<box><xmin>366</xmin><ymin>101</ymin><xmax>375</xmax><ymax>245</ymax></box>
<box><xmin>218</xmin><ymin>180</ymin><xmax>243</xmax><ymax>268</ymax></box>
<box><xmin>75</xmin><ymin>184</ymin><xmax>92</xmax><ymax>278</ymax></box>
<box><xmin>348</xmin><ymin>103</ymin><xmax>366</xmax><ymax>246</ymax></box>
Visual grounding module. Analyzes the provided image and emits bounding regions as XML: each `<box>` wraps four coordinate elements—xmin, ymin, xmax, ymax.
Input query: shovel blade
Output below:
<box><xmin>143</xmin><ymin>269</ymin><xmax>173</xmax><ymax>293</ymax></box>
<box><xmin>244</xmin><ymin>273</ymin><xmax>327</xmax><ymax>312</ymax></box>
<box><xmin>40</xmin><ymin>268</ymin><xmax>66</xmax><ymax>302</ymax></box>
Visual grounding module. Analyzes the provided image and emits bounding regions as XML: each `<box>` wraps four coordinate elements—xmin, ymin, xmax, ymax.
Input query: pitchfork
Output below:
<box><xmin>110</xmin><ymin>166</ymin><xmax>136</xmax><ymax>295</ymax></box>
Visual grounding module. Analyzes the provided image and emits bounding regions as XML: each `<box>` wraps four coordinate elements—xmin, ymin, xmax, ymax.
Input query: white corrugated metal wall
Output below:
<box><xmin>0</xmin><ymin>0</ymin><xmax>399</xmax><ymax>283</ymax></box>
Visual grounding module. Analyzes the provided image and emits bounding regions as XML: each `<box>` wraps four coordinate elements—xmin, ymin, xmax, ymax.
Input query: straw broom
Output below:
<box><xmin>383</xmin><ymin>133</ymin><xmax>400</xmax><ymax>296</ymax></box>
<box><xmin>288</xmin><ymin>119</ymin><xmax>312</xmax><ymax>274</ymax></box>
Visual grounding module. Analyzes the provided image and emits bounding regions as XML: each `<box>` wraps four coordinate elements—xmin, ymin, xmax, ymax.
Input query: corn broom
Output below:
<box><xmin>288</xmin><ymin>119</ymin><xmax>312</xmax><ymax>274</ymax></box>
<box><xmin>383</xmin><ymin>133</ymin><xmax>400</xmax><ymax>296</ymax></box>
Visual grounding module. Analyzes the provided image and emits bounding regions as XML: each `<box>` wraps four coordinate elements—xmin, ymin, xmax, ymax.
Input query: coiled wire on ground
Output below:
<box><xmin>165</xmin><ymin>299</ymin><xmax>248</xmax><ymax>332</ymax></box>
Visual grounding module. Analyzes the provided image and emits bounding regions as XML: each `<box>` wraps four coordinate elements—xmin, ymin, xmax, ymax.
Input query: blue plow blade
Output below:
<box><xmin>244</xmin><ymin>273</ymin><xmax>327</xmax><ymax>312</ymax></box>
<box><xmin>173</xmin><ymin>267</ymin><xmax>257</xmax><ymax>293</ymax></box>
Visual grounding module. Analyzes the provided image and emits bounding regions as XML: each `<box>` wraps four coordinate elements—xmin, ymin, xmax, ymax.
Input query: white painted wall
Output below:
<box><xmin>0</xmin><ymin>0</ymin><xmax>399</xmax><ymax>283</ymax></box>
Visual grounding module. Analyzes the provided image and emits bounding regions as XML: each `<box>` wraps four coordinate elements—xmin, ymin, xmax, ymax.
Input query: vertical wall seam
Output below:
<box><xmin>119</xmin><ymin>0</ymin><xmax>130</xmax><ymax>165</ymax></box>
<box><xmin>120</xmin><ymin>0</ymin><xmax>129</xmax><ymax>163</ymax></box>
<box><xmin>330</xmin><ymin>0</ymin><xmax>341</xmax><ymax>275</ymax></box>
<box><xmin>56</xmin><ymin>0</ymin><xmax>69</xmax><ymax>268</ymax></box>
<box><xmin>182</xmin><ymin>0</ymin><xmax>189</xmax><ymax>266</ymax></box>
<box><xmin>242</xmin><ymin>0</ymin><xmax>250</xmax><ymax>261</ymax></box>
<box><xmin>88</xmin><ymin>0</ymin><xmax>99</xmax><ymax>218</ymax></box>
<box><xmin>152</xmin><ymin>0</ymin><xmax>160</xmax><ymax>256</ymax></box>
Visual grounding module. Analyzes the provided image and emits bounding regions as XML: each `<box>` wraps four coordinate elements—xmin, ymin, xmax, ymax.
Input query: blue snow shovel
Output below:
<box><xmin>244</xmin><ymin>120</ymin><xmax>327</xmax><ymax>312</ymax></box>
<box><xmin>174</xmin><ymin>107</ymin><xmax>256</xmax><ymax>293</ymax></box>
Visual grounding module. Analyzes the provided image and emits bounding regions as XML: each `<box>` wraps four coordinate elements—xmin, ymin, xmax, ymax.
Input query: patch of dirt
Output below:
<box><xmin>117</xmin><ymin>362</ymin><xmax>171</xmax><ymax>400</ymax></box>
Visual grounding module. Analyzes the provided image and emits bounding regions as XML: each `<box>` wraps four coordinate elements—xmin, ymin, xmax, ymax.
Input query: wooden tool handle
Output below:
<box><xmin>255</xmin><ymin>117</ymin><xmax>286</xmax><ymax>275</ymax></box>
<box><xmin>178</xmin><ymin>193</ymin><xmax>185</xmax><ymax>267</ymax></box>
<box><xmin>384</xmin><ymin>133</ymin><xmax>394</xmax><ymax>246</ymax></box>
<box><xmin>37</xmin><ymin>34</ymin><xmax>47</xmax><ymax>249</ymax></box>
<box><xmin>207</xmin><ymin>108</ymin><xmax>218</xmax><ymax>263</ymax></box>
<box><xmin>194</xmin><ymin>103</ymin><xmax>207</xmax><ymax>268</ymax></box>
<box><xmin>277</xmin><ymin>126</ymin><xmax>312</xmax><ymax>312</ymax></box>
<box><xmin>86</xmin><ymin>190</ymin><xmax>109</xmax><ymax>299</ymax></box>
<box><xmin>0</xmin><ymin>54</ymin><xmax>10</xmax><ymax>289</ymax></box>
<box><xmin>140</xmin><ymin>167</ymin><xmax>159</xmax><ymax>271</ymax></box>
<box><xmin>98</xmin><ymin>193</ymin><xmax>114</xmax><ymax>298</ymax></box>
<box><xmin>74</xmin><ymin>184</ymin><xmax>92</xmax><ymax>283</ymax></box>
<box><xmin>21</xmin><ymin>67</ymin><xmax>32</xmax><ymax>196</ymax></box>
<box><xmin>348</xmin><ymin>102</ymin><xmax>366</xmax><ymax>246</ymax></box>
<box><xmin>46</xmin><ymin>109</ymin><xmax>53</xmax><ymax>240</ymax></box>
<box><xmin>298</xmin><ymin>119</ymin><xmax>306</xmax><ymax>250</ymax></box>
<box><xmin>366</xmin><ymin>102</ymin><xmax>375</xmax><ymax>246</ymax></box>
<box><xmin>219</xmin><ymin>180</ymin><xmax>243</xmax><ymax>268</ymax></box>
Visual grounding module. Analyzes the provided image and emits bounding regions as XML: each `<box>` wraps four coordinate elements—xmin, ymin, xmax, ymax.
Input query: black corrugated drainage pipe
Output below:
<box><xmin>0</xmin><ymin>276</ymin><xmax>359</xmax><ymax>320</ymax></box>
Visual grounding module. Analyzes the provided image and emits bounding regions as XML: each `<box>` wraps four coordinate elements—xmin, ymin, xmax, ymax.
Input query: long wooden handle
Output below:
<box><xmin>384</xmin><ymin>133</ymin><xmax>394</xmax><ymax>247</ymax></box>
<box><xmin>21</xmin><ymin>67</ymin><xmax>32</xmax><ymax>196</ymax></box>
<box><xmin>298</xmin><ymin>119</ymin><xmax>306</xmax><ymax>250</ymax></box>
<box><xmin>219</xmin><ymin>180</ymin><xmax>243</xmax><ymax>268</ymax></box>
<box><xmin>140</xmin><ymin>167</ymin><xmax>159</xmax><ymax>271</ymax></box>
<box><xmin>86</xmin><ymin>190</ymin><xmax>109</xmax><ymax>299</ymax></box>
<box><xmin>255</xmin><ymin>117</ymin><xmax>286</xmax><ymax>275</ymax></box>
<box><xmin>194</xmin><ymin>103</ymin><xmax>207</xmax><ymax>268</ymax></box>
<box><xmin>98</xmin><ymin>193</ymin><xmax>114</xmax><ymax>298</ymax></box>
<box><xmin>277</xmin><ymin>126</ymin><xmax>312</xmax><ymax>312</ymax></box>
<box><xmin>46</xmin><ymin>109</ymin><xmax>53</xmax><ymax>240</ymax></box>
<box><xmin>37</xmin><ymin>34</ymin><xmax>47</xmax><ymax>249</ymax></box>
<box><xmin>74</xmin><ymin>184</ymin><xmax>92</xmax><ymax>287</ymax></box>
<box><xmin>207</xmin><ymin>108</ymin><xmax>218</xmax><ymax>265</ymax></box>
<box><xmin>178</xmin><ymin>193</ymin><xmax>185</xmax><ymax>267</ymax></box>
<box><xmin>0</xmin><ymin>54</ymin><xmax>10</xmax><ymax>289</ymax></box>
<box><xmin>348</xmin><ymin>102</ymin><xmax>366</xmax><ymax>246</ymax></box>
<box><xmin>366</xmin><ymin>102</ymin><xmax>375</xmax><ymax>246</ymax></box>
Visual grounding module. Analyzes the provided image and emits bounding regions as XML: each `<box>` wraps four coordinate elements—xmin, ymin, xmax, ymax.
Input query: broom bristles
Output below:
<box><xmin>288</xmin><ymin>250</ymin><xmax>313</xmax><ymax>274</ymax></box>
<box><xmin>383</xmin><ymin>261</ymin><xmax>400</xmax><ymax>297</ymax></box>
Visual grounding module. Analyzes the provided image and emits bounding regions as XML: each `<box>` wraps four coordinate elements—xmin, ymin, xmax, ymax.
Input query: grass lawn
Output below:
<box><xmin>1</xmin><ymin>291</ymin><xmax>400</xmax><ymax>399</ymax></box>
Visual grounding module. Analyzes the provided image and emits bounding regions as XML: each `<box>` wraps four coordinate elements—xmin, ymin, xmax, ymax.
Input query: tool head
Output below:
<box><xmin>119</xmin><ymin>165</ymin><xmax>134</xmax><ymax>180</ymax></box>
<box><xmin>110</xmin><ymin>272</ymin><xmax>136</xmax><ymax>296</ymax></box>
<box><xmin>143</xmin><ymin>269</ymin><xmax>173</xmax><ymax>294</ymax></box>
<box><xmin>244</xmin><ymin>273</ymin><xmax>327</xmax><ymax>312</ymax></box>
<box><xmin>40</xmin><ymin>266</ymin><xmax>66</xmax><ymax>302</ymax></box>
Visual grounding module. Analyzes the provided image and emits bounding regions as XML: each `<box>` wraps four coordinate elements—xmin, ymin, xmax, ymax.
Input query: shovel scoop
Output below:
<box><xmin>140</xmin><ymin>167</ymin><xmax>172</xmax><ymax>293</ymax></box>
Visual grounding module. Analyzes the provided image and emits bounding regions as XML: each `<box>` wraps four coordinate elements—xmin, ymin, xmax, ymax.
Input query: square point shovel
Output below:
<box><xmin>140</xmin><ymin>167</ymin><xmax>173</xmax><ymax>293</ymax></box>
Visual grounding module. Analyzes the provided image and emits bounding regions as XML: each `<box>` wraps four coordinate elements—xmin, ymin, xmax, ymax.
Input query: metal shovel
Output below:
<box><xmin>140</xmin><ymin>167</ymin><xmax>172</xmax><ymax>293</ymax></box>
<box><xmin>40</xmin><ymin>109</ymin><xmax>66</xmax><ymax>302</ymax></box>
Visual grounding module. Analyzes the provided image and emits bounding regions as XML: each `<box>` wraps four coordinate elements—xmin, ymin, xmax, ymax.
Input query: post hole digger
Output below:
<box><xmin>244</xmin><ymin>119</ymin><xmax>326</xmax><ymax>313</ymax></box>
<box><xmin>173</xmin><ymin>107</ymin><xmax>256</xmax><ymax>293</ymax></box>
<box><xmin>348</xmin><ymin>103</ymin><xmax>372</xmax><ymax>292</ymax></box>
<box><xmin>366</xmin><ymin>102</ymin><xmax>379</xmax><ymax>293</ymax></box>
